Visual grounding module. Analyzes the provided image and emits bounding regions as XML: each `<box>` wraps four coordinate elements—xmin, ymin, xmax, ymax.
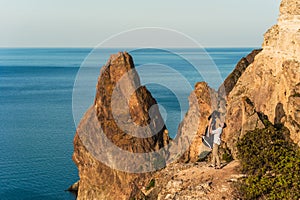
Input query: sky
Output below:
<box><xmin>0</xmin><ymin>0</ymin><xmax>281</xmax><ymax>47</ymax></box>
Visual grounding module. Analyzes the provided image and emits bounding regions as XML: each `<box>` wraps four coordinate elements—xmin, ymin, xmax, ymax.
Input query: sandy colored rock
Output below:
<box><xmin>176</xmin><ymin>82</ymin><xmax>219</xmax><ymax>163</ymax></box>
<box><xmin>151</xmin><ymin>161</ymin><xmax>241</xmax><ymax>200</ymax></box>
<box><xmin>224</xmin><ymin>0</ymin><xmax>300</xmax><ymax>156</ymax></box>
<box><xmin>218</xmin><ymin>49</ymin><xmax>262</xmax><ymax>97</ymax></box>
<box><xmin>73</xmin><ymin>52</ymin><xmax>170</xmax><ymax>200</ymax></box>
<box><xmin>177</xmin><ymin>45</ymin><xmax>264</xmax><ymax>163</ymax></box>
<box><xmin>71</xmin><ymin>1</ymin><xmax>300</xmax><ymax>199</ymax></box>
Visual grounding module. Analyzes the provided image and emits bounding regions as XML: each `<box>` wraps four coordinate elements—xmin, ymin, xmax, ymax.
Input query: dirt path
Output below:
<box><xmin>146</xmin><ymin>160</ymin><xmax>242</xmax><ymax>200</ymax></box>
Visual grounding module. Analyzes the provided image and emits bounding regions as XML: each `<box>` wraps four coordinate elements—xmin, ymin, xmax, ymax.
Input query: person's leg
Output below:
<box><xmin>211</xmin><ymin>155</ymin><xmax>215</xmax><ymax>167</ymax></box>
<box><xmin>211</xmin><ymin>143</ymin><xmax>218</xmax><ymax>167</ymax></box>
<box><xmin>215</xmin><ymin>144</ymin><xmax>221</xmax><ymax>168</ymax></box>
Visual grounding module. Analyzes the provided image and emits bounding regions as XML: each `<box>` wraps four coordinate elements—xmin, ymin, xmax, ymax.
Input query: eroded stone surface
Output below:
<box><xmin>177</xmin><ymin>82</ymin><xmax>219</xmax><ymax>163</ymax></box>
<box><xmin>224</xmin><ymin>0</ymin><xmax>300</xmax><ymax>156</ymax></box>
<box><xmin>73</xmin><ymin>52</ymin><xmax>170</xmax><ymax>199</ymax></box>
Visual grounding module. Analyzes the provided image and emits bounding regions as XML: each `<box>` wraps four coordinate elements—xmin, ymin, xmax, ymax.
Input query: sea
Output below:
<box><xmin>0</xmin><ymin>47</ymin><xmax>255</xmax><ymax>200</ymax></box>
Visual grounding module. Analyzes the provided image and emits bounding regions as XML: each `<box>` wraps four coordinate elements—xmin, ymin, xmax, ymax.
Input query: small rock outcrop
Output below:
<box><xmin>176</xmin><ymin>82</ymin><xmax>219</xmax><ymax>163</ymax></box>
<box><xmin>224</xmin><ymin>0</ymin><xmax>300</xmax><ymax>156</ymax></box>
<box><xmin>73</xmin><ymin>52</ymin><xmax>170</xmax><ymax>199</ymax></box>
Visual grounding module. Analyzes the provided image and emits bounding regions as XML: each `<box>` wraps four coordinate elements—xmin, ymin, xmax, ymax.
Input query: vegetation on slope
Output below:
<box><xmin>236</xmin><ymin>117</ymin><xmax>300</xmax><ymax>199</ymax></box>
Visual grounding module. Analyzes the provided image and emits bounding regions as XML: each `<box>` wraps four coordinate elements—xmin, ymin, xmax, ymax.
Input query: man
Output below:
<box><xmin>209</xmin><ymin>122</ymin><xmax>227</xmax><ymax>169</ymax></box>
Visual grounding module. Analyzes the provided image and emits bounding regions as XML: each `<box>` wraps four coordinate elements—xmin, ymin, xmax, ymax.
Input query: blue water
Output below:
<box><xmin>0</xmin><ymin>47</ymin><xmax>254</xmax><ymax>199</ymax></box>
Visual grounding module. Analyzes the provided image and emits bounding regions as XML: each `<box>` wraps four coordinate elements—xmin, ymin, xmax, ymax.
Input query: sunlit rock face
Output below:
<box><xmin>224</xmin><ymin>0</ymin><xmax>300</xmax><ymax>157</ymax></box>
<box><xmin>73</xmin><ymin>52</ymin><xmax>169</xmax><ymax>200</ymax></box>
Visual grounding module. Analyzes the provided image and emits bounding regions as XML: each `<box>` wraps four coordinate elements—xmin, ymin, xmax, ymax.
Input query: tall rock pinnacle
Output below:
<box><xmin>73</xmin><ymin>52</ymin><xmax>169</xmax><ymax>199</ymax></box>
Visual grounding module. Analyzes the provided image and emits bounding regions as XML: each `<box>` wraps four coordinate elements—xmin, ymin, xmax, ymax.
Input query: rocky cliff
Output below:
<box><xmin>218</xmin><ymin>49</ymin><xmax>262</xmax><ymax>97</ymax></box>
<box><xmin>72</xmin><ymin>0</ymin><xmax>300</xmax><ymax>198</ymax></box>
<box><xmin>224</xmin><ymin>0</ymin><xmax>300</xmax><ymax>157</ymax></box>
<box><xmin>178</xmin><ymin>48</ymin><xmax>262</xmax><ymax>163</ymax></box>
<box><xmin>178</xmin><ymin>0</ymin><xmax>300</xmax><ymax>162</ymax></box>
<box><xmin>73</xmin><ymin>52</ymin><xmax>170</xmax><ymax>199</ymax></box>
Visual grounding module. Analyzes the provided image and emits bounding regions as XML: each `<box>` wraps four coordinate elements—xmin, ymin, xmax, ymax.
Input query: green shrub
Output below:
<box><xmin>146</xmin><ymin>179</ymin><xmax>155</xmax><ymax>191</ymax></box>
<box><xmin>236</xmin><ymin>124</ymin><xmax>300</xmax><ymax>199</ymax></box>
<box><xmin>222</xmin><ymin>151</ymin><xmax>233</xmax><ymax>163</ymax></box>
<box><xmin>221</xmin><ymin>145</ymin><xmax>233</xmax><ymax>163</ymax></box>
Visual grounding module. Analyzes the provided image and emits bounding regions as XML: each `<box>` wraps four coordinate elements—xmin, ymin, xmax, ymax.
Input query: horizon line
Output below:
<box><xmin>0</xmin><ymin>46</ymin><xmax>260</xmax><ymax>49</ymax></box>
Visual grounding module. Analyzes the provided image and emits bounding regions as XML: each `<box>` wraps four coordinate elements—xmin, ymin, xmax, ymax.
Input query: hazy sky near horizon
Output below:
<box><xmin>1</xmin><ymin>0</ymin><xmax>281</xmax><ymax>47</ymax></box>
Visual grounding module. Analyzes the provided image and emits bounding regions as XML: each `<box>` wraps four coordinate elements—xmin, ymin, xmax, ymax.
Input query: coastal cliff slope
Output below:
<box><xmin>224</xmin><ymin>0</ymin><xmax>300</xmax><ymax>156</ymax></box>
<box><xmin>71</xmin><ymin>0</ymin><xmax>299</xmax><ymax>199</ymax></box>
<box><xmin>149</xmin><ymin>0</ymin><xmax>300</xmax><ymax>198</ymax></box>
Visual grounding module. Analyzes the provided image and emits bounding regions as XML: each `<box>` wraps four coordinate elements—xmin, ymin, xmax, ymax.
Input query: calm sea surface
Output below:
<box><xmin>0</xmin><ymin>48</ymin><xmax>254</xmax><ymax>199</ymax></box>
